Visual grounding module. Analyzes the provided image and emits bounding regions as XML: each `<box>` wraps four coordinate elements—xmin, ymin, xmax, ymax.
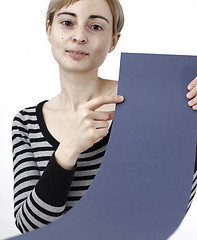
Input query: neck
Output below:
<box><xmin>56</xmin><ymin>68</ymin><xmax>101</xmax><ymax>111</ymax></box>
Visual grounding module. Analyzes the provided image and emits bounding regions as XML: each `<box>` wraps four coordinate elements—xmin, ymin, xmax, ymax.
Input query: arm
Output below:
<box><xmin>185</xmin><ymin>78</ymin><xmax>197</xmax><ymax>210</ymax></box>
<box><xmin>12</xmin><ymin>95</ymin><xmax>124</xmax><ymax>233</ymax></box>
<box><xmin>12</xmin><ymin>111</ymin><xmax>76</xmax><ymax>233</ymax></box>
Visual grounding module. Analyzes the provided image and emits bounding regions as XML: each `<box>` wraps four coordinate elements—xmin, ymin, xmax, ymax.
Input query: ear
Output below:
<box><xmin>109</xmin><ymin>33</ymin><xmax>121</xmax><ymax>53</ymax></box>
<box><xmin>47</xmin><ymin>20</ymin><xmax>52</xmax><ymax>43</ymax></box>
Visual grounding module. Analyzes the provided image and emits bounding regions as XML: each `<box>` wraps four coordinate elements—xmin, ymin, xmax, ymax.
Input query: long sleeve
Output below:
<box><xmin>12</xmin><ymin>104</ymin><xmax>197</xmax><ymax>233</ymax></box>
<box><xmin>12</xmin><ymin>110</ymin><xmax>76</xmax><ymax>233</ymax></box>
<box><xmin>186</xmin><ymin>154</ymin><xmax>197</xmax><ymax>212</ymax></box>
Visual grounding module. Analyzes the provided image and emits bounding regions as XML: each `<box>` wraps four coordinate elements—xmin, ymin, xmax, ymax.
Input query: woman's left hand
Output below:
<box><xmin>187</xmin><ymin>77</ymin><xmax>197</xmax><ymax>110</ymax></box>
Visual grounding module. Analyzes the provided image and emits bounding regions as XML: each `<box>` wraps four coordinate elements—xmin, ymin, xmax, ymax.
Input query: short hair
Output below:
<box><xmin>46</xmin><ymin>0</ymin><xmax>124</xmax><ymax>36</ymax></box>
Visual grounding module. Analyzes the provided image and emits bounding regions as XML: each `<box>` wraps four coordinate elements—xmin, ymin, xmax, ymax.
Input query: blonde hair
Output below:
<box><xmin>46</xmin><ymin>0</ymin><xmax>124</xmax><ymax>36</ymax></box>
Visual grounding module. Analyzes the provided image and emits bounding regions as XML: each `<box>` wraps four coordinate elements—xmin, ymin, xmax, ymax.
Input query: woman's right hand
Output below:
<box><xmin>55</xmin><ymin>95</ymin><xmax>124</xmax><ymax>170</ymax></box>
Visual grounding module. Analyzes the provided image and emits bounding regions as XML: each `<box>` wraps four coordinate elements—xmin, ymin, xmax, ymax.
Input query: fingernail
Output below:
<box><xmin>118</xmin><ymin>96</ymin><xmax>124</xmax><ymax>101</ymax></box>
<box><xmin>186</xmin><ymin>93</ymin><xmax>192</xmax><ymax>98</ymax></box>
<box><xmin>188</xmin><ymin>85</ymin><xmax>192</xmax><ymax>91</ymax></box>
<box><xmin>188</xmin><ymin>100</ymin><xmax>194</xmax><ymax>106</ymax></box>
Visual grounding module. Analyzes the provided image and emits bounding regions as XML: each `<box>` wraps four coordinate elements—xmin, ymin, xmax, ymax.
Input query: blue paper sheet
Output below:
<box><xmin>8</xmin><ymin>53</ymin><xmax>197</xmax><ymax>240</ymax></box>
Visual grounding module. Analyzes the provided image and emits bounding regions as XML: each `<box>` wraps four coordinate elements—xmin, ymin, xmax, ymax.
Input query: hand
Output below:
<box><xmin>187</xmin><ymin>77</ymin><xmax>197</xmax><ymax>110</ymax></box>
<box><xmin>55</xmin><ymin>95</ymin><xmax>124</xmax><ymax>169</ymax></box>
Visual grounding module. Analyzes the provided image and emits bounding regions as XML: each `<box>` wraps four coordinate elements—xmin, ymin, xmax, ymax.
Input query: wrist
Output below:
<box><xmin>55</xmin><ymin>147</ymin><xmax>79</xmax><ymax>170</ymax></box>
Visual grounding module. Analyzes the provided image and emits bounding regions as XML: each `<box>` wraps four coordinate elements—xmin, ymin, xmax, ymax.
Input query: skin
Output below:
<box><xmin>45</xmin><ymin>0</ymin><xmax>123</xmax><ymax>170</ymax></box>
<box><xmin>43</xmin><ymin>0</ymin><xmax>197</xmax><ymax>170</ymax></box>
<box><xmin>187</xmin><ymin>77</ymin><xmax>197</xmax><ymax>110</ymax></box>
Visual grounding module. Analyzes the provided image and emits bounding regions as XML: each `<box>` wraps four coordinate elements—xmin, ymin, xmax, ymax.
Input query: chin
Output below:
<box><xmin>60</xmin><ymin>61</ymin><xmax>101</xmax><ymax>74</ymax></box>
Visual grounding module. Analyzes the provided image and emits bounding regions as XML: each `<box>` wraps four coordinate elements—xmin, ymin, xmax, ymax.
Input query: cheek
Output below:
<box><xmin>94</xmin><ymin>37</ymin><xmax>111</xmax><ymax>53</ymax></box>
<box><xmin>50</xmin><ymin>26</ymin><xmax>65</xmax><ymax>47</ymax></box>
<box><xmin>94</xmin><ymin>40</ymin><xmax>111</xmax><ymax>61</ymax></box>
<box><xmin>51</xmin><ymin>33</ymin><xmax>63</xmax><ymax>48</ymax></box>
<box><xmin>50</xmin><ymin>33</ymin><xmax>65</xmax><ymax>59</ymax></box>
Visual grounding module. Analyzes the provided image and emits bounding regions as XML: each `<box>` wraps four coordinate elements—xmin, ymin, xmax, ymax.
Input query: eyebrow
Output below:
<box><xmin>57</xmin><ymin>12</ymin><xmax>110</xmax><ymax>24</ymax></box>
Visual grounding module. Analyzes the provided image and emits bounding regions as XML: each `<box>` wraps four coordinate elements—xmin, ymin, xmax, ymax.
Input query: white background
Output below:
<box><xmin>0</xmin><ymin>0</ymin><xmax>197</xmax><ymax>239</ymax></box>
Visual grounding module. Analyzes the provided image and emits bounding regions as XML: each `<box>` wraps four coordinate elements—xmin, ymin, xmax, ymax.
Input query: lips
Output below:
<box><xmin>66</xmin><ymin>49</ymin><xmax>89</xmax><ymax>59</ymax></box>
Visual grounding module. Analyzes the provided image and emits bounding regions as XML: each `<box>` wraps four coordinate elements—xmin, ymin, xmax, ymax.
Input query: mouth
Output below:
<box><xmin>66</xmin><ymin>50</ymin><xmax>89</xmax><ymax>57</ymax></box>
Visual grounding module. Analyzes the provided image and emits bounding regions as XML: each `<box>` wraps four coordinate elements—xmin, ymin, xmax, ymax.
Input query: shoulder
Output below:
<box><xmin>12</xmin><ymin>101</ymin><xmax>45</xmax><ymax>130</ymax></box>
<box><xmin>13</xmin><ymin>106</ymin><xmax>36</xmax><ymax>123</ymax></box>
<box><xmin>99</xmin><ymin>78</ymin><xmax>118</xmax><ymax>95</ymax></box>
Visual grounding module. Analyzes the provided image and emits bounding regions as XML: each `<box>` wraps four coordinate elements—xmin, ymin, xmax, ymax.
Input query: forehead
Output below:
<box><xmin>55</xmin><ymin>0</ymin><xmax>113</xmax><ymax>22</ymax></box>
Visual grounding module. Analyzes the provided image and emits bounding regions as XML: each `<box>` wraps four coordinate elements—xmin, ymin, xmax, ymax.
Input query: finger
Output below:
<box><xmin>94</xmin><ymin>128</ymin><xmax>109</xmax><ymax>140</ymax></box>
<box><xmin>188</xmin><ymin>96</ymin><xmax>197</xmax><ymax>107</ymax></box>
<box><xmin>192</xmin><ymin>104</ymin><xmax>197</xmax><ymax>111</ymax></box>
<box><xmin>187</xmin><ymin>76</ymin><xmax>197</xmax><ymax>91</ymax></box>
<box><xmin>85</xmin><ymin>95</ymin><xmax>124</xmax><ymax>111</ymax></box>
<box><xmin>107</xmin><ymin>111</ymin><xmax>115</xmax><ymax>120</ymax></box>
<box><xmin>94</xmin><ymin>121</ymin><xmax>109</xmax><ymax>129</ymax></box>
<box><xmin>186</xmin><ymin>86</ymin><xmax>197</xmax><ymax>99</ymax></box>
<box><xmin>91</xmin><ymin>111</ymin><xmax>115</xmax><ymax>121</ymax></box>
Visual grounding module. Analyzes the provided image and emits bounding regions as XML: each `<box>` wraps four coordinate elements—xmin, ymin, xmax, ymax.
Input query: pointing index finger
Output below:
<box><xmin>85</xmin><ymin>95</ymin><xmax>124</xmax><ymax>111</ymax></box>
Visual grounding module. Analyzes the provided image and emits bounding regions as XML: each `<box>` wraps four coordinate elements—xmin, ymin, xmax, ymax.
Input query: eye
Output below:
<box><xmin>91</xmin><ymin>24</ymin><xmax>103</xmax><ymax>31</ymax></box>
<box><xmin>61</xmin><ymin>20</ymin><xmax>73</xmax><ymax>27</ymax></box>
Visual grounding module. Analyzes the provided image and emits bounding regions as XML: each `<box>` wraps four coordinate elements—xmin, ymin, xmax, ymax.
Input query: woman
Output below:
<box><xmin>12</xmin><ymin>0</ymin><xmax>197</xmax><ymax>234</ymax></box>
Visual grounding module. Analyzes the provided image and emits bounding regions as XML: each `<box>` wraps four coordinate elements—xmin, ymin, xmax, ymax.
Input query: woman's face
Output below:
<box><xmin>48</xmin><ymin>0</ymin><xmax>119</xmax><ymax>74</ymax></box>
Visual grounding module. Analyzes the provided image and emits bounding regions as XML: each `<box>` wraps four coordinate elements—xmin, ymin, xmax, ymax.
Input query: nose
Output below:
<box><xmin>72</xmin><ymin>28</ymin><xmax>87</xmax><ymax>44</ymax></box>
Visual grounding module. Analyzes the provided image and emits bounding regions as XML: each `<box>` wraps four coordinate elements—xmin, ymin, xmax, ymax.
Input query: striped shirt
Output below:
<box><xmin>12</xmin><ymin>100</ymin><xmax>112</xmax><ymax>233</ymax></box>
<box><xmin>12</xmin><ymin>100</ymin><xmax>197</xmax><ymax>233</ymax></box>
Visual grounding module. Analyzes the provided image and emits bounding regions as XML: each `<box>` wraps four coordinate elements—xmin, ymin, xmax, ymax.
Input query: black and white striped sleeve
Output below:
<box><xmin>187</xmin><ymin>170</ymin><xmax>197</xmax><ymax>211</ymax></box>
<box><xmin>12</xmin><ymin>111</ymin><xmax>76</xmax><ymax>233</ymax></box>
